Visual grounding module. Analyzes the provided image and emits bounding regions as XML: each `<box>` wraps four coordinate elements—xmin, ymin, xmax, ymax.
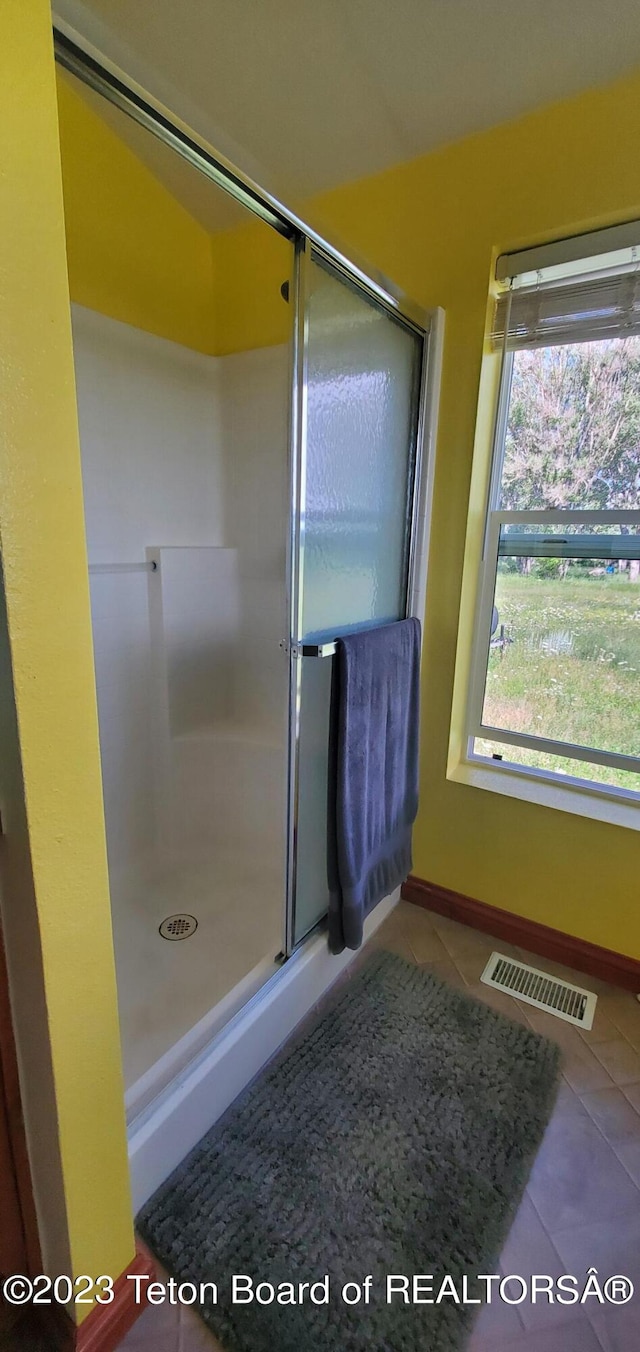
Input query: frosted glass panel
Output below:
<box><xmin>293</xmin><ymin>257</ymin><xmax>422</xmax><ymax>943</ymax></box>
<box><xmin>301</xmin><ymin>259</ymin><xmax>421</xmax><ymax>642</ymax></box>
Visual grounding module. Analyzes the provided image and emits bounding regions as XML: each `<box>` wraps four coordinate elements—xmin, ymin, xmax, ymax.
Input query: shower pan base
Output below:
<box><xmin>112</xmin><ymin>849</ymin><xmax>284</xmax><ymax>1090</ymax></box>
<box><xmin>127</xmin><ymin>889</ymin><xmax>399</xmax><ymax>1211</ymax></box>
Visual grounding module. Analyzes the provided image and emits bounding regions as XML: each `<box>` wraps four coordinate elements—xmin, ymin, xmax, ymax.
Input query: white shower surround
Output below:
<box><xmin>72</xmin><ymin>304</ymin><xmax>290</xmax><ymax>1086</ymax></box>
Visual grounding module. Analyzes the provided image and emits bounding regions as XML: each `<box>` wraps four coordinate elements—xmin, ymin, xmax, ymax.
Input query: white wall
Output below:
<box><xmin>71</xmin><ymin>305</ymin><xmax>289</xmax><ymax>888</ymax></box>
<box><xmin>154</xmin><ymin>346</ymin><xmax>291</xmax><ymax>864</ymax></box>
<box><xmin>221</xmin><ymin>345</ymin><xmax>290</xmax><ymax>734</ymax></box>
<box><xmin>72</xmin><ymin>305</ymin><xmax>226</xmax><ymax>887</ymax></box>
<box><xmin>74</xmin><ymin>306</ymin><xmax>226</xmax><ymax>560</ymax></box>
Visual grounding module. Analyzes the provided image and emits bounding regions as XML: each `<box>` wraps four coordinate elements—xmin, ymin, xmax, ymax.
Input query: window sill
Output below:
<box><xmin>449</xmin><ymin>756</ymin><xmax>640</xmax><ymax>832</ymax></box>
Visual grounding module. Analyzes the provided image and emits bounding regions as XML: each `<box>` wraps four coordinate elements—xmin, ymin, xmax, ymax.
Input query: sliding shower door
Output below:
<box><xmin>289</xmin><ymin>248</ymin><xmax>426</xmax><ymax>947</ymax></box>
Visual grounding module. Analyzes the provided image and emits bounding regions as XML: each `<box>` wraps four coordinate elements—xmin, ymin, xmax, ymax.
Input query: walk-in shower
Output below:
<box><xmin>54</xmin><ymin>31</ymin><xmax>439</xmax><ymax>1128</ymax></box>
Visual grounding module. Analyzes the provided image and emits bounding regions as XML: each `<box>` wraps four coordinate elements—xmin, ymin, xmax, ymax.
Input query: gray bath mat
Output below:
<box><xmin>138</xmin><ymin>949</ymin><xmax>560</xmax><ymax>1352</ymax></box>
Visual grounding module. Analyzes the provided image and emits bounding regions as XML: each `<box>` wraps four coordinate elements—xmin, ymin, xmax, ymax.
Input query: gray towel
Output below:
<box><xmin>328</xmin><ymin>617</ymin><xmax>421</xmax><ymax>954</ymax></box>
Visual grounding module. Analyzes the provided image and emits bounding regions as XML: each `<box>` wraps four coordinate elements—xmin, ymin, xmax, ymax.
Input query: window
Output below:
<box><xmin>468</xmin><ymin>240</ymin><xmax>640</xmax><ymax>798</ymax></box>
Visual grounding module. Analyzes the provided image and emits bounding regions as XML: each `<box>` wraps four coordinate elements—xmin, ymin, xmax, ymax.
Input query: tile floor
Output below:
<box><xmin>117</xmin><ymin>900</ymin><xmax>640</xmax><ymax>1352</ymax></box>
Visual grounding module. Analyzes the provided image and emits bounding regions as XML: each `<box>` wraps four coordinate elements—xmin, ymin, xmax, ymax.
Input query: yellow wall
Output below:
<box><xmin>57</xmin><ymin>71</ymin><xmax>214</xmax><ymax>353</ymax></box>
<box><xmin>303</xmin><ymin>67</ymin><xmax>640</xmax><ymax>958</ymax></box>
<box><xmin>1</xmin><ymin>1</ymin><xmax>134</xmax><ymax>1309</ymax></box>
<box><xmin>57</xmin><ymin>71</ymin><xmax>292</xmax><ymax>357</ymax></box>
<box><xmin>211</xmin><ymin>218</ymin><xmax>293</xmax><ymax>356</ymax></box>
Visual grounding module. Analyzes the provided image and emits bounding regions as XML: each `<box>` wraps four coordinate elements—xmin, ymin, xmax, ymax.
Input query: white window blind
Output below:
<box><xmin>495</xmin><ymin>219</ymin><xmax>640</xmax><ymax>282</ymax></box>
<box><xmin>491</xmin><ymin>268</ymin><xmax>640</xmax><ymax>350</ymax></box>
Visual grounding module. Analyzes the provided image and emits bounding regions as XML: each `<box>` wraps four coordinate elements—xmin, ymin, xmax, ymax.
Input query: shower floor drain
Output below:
<box><xmin>159</xmin><ymin>913</ymin><xmax>198</xmax><ymax>941</ymax></box>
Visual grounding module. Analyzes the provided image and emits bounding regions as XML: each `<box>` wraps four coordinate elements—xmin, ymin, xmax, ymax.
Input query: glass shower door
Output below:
<box><xmin>289</xmin><ymin>249</ymin><xmax>425</xmax><ymax>946</ymax></box>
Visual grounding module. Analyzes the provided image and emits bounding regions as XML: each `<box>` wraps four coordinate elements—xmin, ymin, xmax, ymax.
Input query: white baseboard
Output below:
<box><xmin>128</xmin><ymin>890</ymin><xmax>399</xmax><ymax>1211</ymax></box>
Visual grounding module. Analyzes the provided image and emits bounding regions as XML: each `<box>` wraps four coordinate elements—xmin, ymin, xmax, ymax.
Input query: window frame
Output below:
<box><xmin>469</xmin><ymin>505</ymin><xmax>640</xmax><ymax>779</ymax></box>
<box><xmin>466</xmin><ymin>323</ymin><xmax>640</xmax><ymax>799</ymax></box>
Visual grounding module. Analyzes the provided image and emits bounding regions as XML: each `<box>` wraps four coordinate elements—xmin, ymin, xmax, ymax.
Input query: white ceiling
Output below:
<box><xmin>55</xmin><ymin>0</ymin><xmax>640</xmax><ymax>205</ymax></box>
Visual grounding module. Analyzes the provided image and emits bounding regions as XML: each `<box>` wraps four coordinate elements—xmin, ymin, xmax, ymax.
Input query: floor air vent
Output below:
<box><xmin>480</xmin><ymin>952</ymin><xmax>597</xmax><ymax>1029</ymax></box>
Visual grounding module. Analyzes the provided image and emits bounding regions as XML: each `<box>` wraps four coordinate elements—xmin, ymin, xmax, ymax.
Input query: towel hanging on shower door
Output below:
<box><xmin>327</xmin><ymin>617</ymin><xmax>421</xmax><ymax>954</ymax></box>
